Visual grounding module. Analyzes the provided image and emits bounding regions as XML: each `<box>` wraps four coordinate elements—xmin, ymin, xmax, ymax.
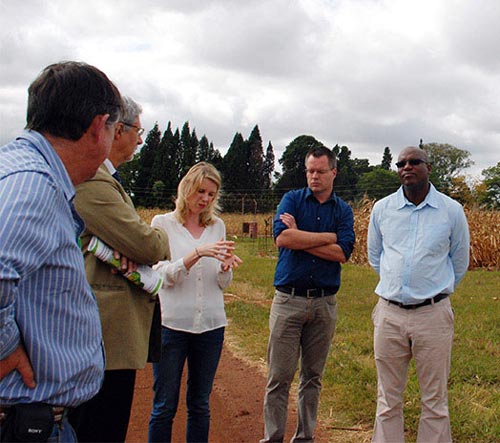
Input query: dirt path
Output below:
<box><xmin>126</xmin><ymin>345</ymin><xmax>370</xmax><ymax>443</ymax></box>
<box><xmin>125</xmin><ymin>346</ymin><xmax>300</xmax><ymax>443</ymax></box>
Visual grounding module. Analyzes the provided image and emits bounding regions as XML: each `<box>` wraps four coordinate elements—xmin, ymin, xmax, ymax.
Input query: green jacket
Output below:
<box><xmin>74</xmin><ymin>164</ymin><xmax>170</xmax><ymax>370</ymax></box>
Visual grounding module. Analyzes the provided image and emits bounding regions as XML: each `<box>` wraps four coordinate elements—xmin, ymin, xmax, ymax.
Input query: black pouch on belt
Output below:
<box><xmin>0</xmin><ymin>403</ymin><xmax>54</xmax><ymax>442</ymax></box>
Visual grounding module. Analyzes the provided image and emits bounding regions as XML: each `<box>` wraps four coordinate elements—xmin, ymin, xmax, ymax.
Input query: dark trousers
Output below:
<box><xmin>69</xmin><ymin>369</ymin><xmax>136</xmax><ymax>443</ymax></box>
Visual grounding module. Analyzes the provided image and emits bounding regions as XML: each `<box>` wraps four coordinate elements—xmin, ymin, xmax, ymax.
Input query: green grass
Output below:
<box><xmin>225</xmin><ymin>239</ymin><xmax>500</xmax><ymax>442</ymax></box>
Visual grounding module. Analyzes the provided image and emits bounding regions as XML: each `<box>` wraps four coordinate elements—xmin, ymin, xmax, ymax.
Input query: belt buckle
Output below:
<box><xmin>305</xmin><ymin>289</ymin><xmax>317</xmax><ymax>298</ymax></box>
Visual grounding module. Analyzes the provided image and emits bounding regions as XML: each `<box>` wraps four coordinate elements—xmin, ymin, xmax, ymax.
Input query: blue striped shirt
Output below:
<box><xmin>0</xmin><ymin>130</ymin><xmax>104</xmax><ymax>406</ymax></box>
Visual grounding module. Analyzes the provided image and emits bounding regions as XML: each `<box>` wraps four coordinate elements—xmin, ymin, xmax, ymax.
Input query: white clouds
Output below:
<box><xmin>0</xmin><ymin>0</ymin><xmax>499</xmax><ymax>177</ymax></box>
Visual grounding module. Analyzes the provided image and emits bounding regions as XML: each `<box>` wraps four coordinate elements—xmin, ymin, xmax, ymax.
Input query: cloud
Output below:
<box><xmin>1</xmin><ymin>0</ymin><xmax>498</xmax><ymax>178</ymax></box>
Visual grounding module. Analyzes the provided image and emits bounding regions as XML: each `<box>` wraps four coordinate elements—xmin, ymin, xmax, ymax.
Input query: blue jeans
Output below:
<box><xmin>148</xmin><ymin>327</ymin><xmax>224</xmax><ymax>443</ymax></box>
<box><xmin>47</xmin><ymin>416</ymin><xmax>77</xmax><ymax>443</ymax></box>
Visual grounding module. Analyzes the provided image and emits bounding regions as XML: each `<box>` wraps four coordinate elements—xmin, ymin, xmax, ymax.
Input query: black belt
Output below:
<box><xmin>0</xmin><ymin>405</ymin><xmax>67</xmax><ymax>423</ymax></box>
<box><xmin>382</xmin><ymin>293</ymin><xmax>449</xmax><ymax>309</ymax></box>
<box><xmin>276</xmin><ymin>286</ymin><xmax>335</xmax><ymax>298</ymax></box>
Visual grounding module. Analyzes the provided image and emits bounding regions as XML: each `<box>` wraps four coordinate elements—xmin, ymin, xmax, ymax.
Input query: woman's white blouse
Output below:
<box><xmin>151</xmin><ymin>212</ymin><xmax>232</xmax><ymax>333</ymax></box>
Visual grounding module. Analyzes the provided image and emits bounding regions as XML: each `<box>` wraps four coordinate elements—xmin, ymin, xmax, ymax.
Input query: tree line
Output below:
<box><xmin>119</xmin><ymin>122</ymin><xmax>500</xmax><ymax>211</ymax></box>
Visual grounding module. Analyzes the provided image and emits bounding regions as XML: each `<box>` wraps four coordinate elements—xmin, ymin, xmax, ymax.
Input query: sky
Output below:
<box><xmin>1</xmin><ymin>0</ymin><xmax>499</xmax><ymax>179</ymax></box>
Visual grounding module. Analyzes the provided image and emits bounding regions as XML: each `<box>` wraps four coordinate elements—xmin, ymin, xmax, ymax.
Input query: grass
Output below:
<box><xmin>224</xmin><ymin>239</ymin><xmax>500</xmax><ymax>443</ymax></box>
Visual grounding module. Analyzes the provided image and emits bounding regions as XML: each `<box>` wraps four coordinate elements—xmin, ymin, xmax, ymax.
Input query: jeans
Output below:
<box><xmin>262</xmin><ymin>290</ymin><xmax>338</xmax><ymax>443</ymax></box>
<box><xmin>47</xmin><ymin>417</ymin><xmax>77</xmax><ymax>443</ymax></box>
<box><xmin>148</xmin><ymin>327</ymin><xmax>224</xmax><ymax>443</ymax></box>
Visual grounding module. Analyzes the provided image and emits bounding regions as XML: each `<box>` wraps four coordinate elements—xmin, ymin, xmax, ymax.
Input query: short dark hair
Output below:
<box><xmin>305</xmin><ymin>145</ymin><xmax>337</xmax><ymax>169</ymax></box>
<box><xmin>26</xmin><ymin>61</ymin><xmax>122</xmax><ymax>141</ymax></box>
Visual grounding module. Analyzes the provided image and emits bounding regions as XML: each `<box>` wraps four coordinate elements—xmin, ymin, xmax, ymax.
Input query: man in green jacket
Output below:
<box><xmin>69</xmin><ymin>97</ymin><xmax>170</xmax><ymax>443</ymax></box>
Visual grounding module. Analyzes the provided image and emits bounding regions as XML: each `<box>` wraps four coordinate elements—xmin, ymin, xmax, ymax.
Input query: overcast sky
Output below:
<box><xmin>1</xmin><ymin>0</ymin><xmax>499</xmax><ymax>178</ymax></box>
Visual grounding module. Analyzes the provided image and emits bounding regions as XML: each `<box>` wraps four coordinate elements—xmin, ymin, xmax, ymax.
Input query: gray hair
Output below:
<box><xmin>120</xmin><ymin>96</ymin><xmax>142</xmax><ymax>127</ymax></box>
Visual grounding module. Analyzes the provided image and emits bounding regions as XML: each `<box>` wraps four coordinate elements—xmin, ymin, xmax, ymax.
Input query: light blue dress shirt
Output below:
<box><xmin>0</xmin><ymin>130</ymin><xmax>104</xmax><ymax>406</ymax></box>
<box><xmin>368</xmin><ymin>184</ymin><xmax>470</xmax><ymax>305</ymax></box>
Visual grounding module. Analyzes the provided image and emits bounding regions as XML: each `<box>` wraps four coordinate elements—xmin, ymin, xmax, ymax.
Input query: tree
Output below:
<box><xmin>221</xmin><ymin>132</ymin><xmax>248</xmax><ymax>191</ymax></box>
<box><xmin>332</xmin><ymin>145</ymin><xmax>372</xmax><ymax>200</ymax></box>
<box><xmin>118</xmin><ymin>152</ymin><xmax>140</xmax><ymax>196</ymax></box>
<box><xmin>179</xmin><ymin>122</ymin><xmax>197</xmax><ymax>178</ymax></box>
<box><xmin>275</xmin><ymin>135</ymin><xmax>324</xmax><ymax>190</ymax></box>
<box><xmin>246</xmin><ymin>125</ymin><xmax>265</xmax><ymax>190</ymax></box>
<box><xmin>263</xmin><ymin>141</ymin><xmax>275</xmax><ymax>189</ymax></box>
<box><xmin>479</xmin><ymin>162</ymin><xmax>500</xmax><ymax>208</ymax></box>
<box><xmin>448</xmin><ymin>176</ymin><xmax>474</xmax><ymax>206</ymax></box>
<box><xmin>421</xmin><ymin>143</ymin><xmax>474</xmax><ymax>192</ymax></box>
<box><xmin>358</xmin><ymin>168</ymin><xmax>400</xmax><ymax>200</ymax></box>
<box><xmin>380</xmin><ymin>147</ymin><xmax>392</xmax><ymax>170</ymax></box>
<box><xmin>135</xmin><ymin>122</ymin><xmax>162</xmax><ymax>205</ymax></box>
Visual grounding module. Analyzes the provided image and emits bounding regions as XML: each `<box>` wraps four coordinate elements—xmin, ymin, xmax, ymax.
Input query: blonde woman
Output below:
<box><xmin>148</xmin><ymin>162</ymin><xmax>241</xmax><ymax>443</ymax></box>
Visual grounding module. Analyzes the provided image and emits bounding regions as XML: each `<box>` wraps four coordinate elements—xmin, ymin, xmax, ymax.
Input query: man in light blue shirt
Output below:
<box><xmin>0</xmin><ymin>61</ymin><xmax>122</xmax><ymax>442</ymax></box>
<box><xmin>368</xmin><ymin>146</ymin><xmax>469</xmax><ymax>443</ymax></box>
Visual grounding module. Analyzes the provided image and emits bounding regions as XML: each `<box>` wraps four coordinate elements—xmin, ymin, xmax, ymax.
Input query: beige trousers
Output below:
<box><xmin>371</xmin><ymin>297</ymin><xmax>454</xmax><ymax>443</ymax></box>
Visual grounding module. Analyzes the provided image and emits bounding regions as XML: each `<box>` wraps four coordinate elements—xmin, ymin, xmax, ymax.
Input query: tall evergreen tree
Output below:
<box><xmin>263</xmin><ymin>141</ymin><xmax>275</xmax><ymax>189</ymax></box>
<box><xmin>179</xmin><ymin>122</ymin><xmax>196</xmax><ymax>178</ymax></box>
<box><xmin>135</xmin><ymin>122</ymin><xmax>161</xmax><ymax>205</ymax></box>
<box><xmin>197</xmin><ymin>135</ymin><xmax>223</xmax><ymax>169</ymax></box>
<box><xmin>246</xmin><ymin>125</ymin><xmax>265</xmax><ymax>190</ymax></box>
<box><xmin>380</xmin><ymin>146</ymin><xmax>392</xmax><ymax>170</ymax></box>
<box><xmin>222</xmin><ymin>132</ymin><xmax>247</xmax><ymax>191</ymax></box>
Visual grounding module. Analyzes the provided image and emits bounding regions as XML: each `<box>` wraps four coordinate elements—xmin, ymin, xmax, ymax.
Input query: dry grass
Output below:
<box><xmin>137</xmin><ymin>203</ymin><xmax>500</xmax><ymax>270</ymax></box>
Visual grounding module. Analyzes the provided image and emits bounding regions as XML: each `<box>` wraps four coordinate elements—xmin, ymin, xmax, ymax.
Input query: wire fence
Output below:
<box><xmin>138</xmin><ymin>200</ymin><xmax>500</xmax><ymax>270</ymax></box>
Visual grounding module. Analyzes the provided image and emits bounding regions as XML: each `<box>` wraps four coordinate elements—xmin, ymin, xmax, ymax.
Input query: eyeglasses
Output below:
<box><xmin>395</xmin><ymin>159</ymin><xmax>427</xmax><ymax>168</ymax></box>
<box><xmin>121</xmin><ymin>122</ymin><xmax>145</xmax><ymax>136</ymax></box>
<box><xmin>305</xmin><ymin>168</ymin><xmax>333</xmax><ymax>175</ymax></box>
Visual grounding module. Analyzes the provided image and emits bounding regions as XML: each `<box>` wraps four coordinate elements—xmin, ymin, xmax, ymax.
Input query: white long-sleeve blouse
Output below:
<box><xmin>151</xmin><ymin>211</ymin><xmax>232</xmax><ymax>333</ymax></box>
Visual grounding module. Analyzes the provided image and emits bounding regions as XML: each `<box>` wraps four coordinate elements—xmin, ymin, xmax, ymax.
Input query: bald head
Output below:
<box><xmin>398</xmin><ymin>146</ymin><xmax>429</xmax><ymax>163</ymax></box>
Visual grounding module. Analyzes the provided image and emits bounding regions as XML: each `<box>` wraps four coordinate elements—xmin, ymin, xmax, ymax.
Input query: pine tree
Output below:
<box><xmin>222</xmin><ymin>132</ymin><xmax>247</xmax><ymax>191</ymax></box>
<box><xmin>135</xmin><ymin>122</ymin><xmax>161</xmax><ymax>206</ymax></box>
<box><xmin>263</xmin><ymin>141</ymin><xmax>275</xmax><ymax>189</ymax></box>
<box><xmin>380</xmin><ymin>146</ymin><xmax>392</xmax><ymax>170</ymax></box>
<box><xmin>246</xmin><ymin>125</ymin><xmax>265</xmax><ymax>190</ymax></box>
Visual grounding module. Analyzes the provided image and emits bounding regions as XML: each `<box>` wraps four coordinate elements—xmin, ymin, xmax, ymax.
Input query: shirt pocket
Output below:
<box><xmin>422</xmin><ymin>223</ymin><xmax>451</xmax><ymax>255</ymax></box>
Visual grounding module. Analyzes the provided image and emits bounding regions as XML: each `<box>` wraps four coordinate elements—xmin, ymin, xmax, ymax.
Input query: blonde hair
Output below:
<box><xmin>174</xmin><ymin>162</ymin><xmax>222</xmax><ymax>226</ymax></box>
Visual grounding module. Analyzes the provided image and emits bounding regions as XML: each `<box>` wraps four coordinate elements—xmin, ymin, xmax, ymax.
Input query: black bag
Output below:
<box><xmin>0</xmin><ymin>403</ymin><xmax>54</xmax><ymax>442</ymax></box>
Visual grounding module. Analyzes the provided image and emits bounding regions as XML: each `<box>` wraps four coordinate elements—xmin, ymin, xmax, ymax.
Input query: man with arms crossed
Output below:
<box><xmin>69</xmin><ymin>96</ymin><xmax>170</xmax><ymax>443</ymax></box>
<box><xmin>0</xmin><ymin>61</ymin><xmax>121</xmax><ymax>442</ymax></box>
<box><xmin>261</xmin><ymin>145</ymin><xmax>355</xmax><ymax>443</ymax></box>
<box><xmin>368</xmin><ymin>146</ymin><xmax>470</xmax><ymax>443</ymax></box>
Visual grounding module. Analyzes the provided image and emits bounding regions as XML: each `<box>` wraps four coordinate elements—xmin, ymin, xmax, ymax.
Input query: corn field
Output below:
<box><xmin>138</xmin><ymin>202</ymin><xmax>500</xmax><ymax>270</ymax></box>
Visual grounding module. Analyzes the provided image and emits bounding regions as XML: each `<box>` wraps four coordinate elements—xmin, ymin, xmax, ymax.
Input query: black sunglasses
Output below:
<box><xmin>395</xmin><ymin>159</ymin><xmax>427</xmax><ymax>168</ymax></box>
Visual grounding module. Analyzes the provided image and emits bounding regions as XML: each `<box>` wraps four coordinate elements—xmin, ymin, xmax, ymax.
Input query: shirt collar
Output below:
<box><xmin>396</xmin><ymin>183</ymin><xmax>439</xmax><ymax>209</ymax></box>
<box><xmin>305</xmin><ymin>187</ymin><xmax>337</xmax><ymax>204</ymax></box>
<box><xmin>18</xmin><ymin>130</ymin><xmax>75</xmax><ymax>202</ymax></box>
<box><xmin>103</xmin><ymin>158</ymin><xmax>116</xmax><ymax>175</ymax></box>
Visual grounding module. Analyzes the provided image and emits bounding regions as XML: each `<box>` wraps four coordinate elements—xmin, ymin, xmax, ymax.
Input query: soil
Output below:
<box><xmin>125</xmin><ymin>345</ymin><xmax>371</xmax><ymax>443</ymax></box>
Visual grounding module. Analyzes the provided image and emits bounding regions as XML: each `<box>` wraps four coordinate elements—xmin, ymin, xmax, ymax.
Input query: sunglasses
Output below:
<box><xmin>395</xmin><ymin>159</ymin><xmax>428</xmax><ymax>168</ymax></box>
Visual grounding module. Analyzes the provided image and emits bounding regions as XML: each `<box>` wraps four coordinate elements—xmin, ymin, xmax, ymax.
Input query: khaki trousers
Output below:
<box><xmin>371</xmin><ymin>297</ymin><xmax>454</xmax><ymax>443</ymax></box>
<box><xmin>261</xmin><ymin>290</ymin><xmax>337</xmax><ymax>443</ymax></box>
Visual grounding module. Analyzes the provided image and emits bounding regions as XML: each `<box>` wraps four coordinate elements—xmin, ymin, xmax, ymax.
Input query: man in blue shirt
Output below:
<box><xmin>261</xmin><ymin>146</ymin><xmax>355</xmax><ymax>443</ymax></box>
<box><xmin>368</xmin><ymin>146</ymin><xmax>470</xmax><ymax>443</ymax></box>
<box><xmin>0</xmin><ymin>61</ymin><xmax>122</xmax><ymax>442</ymax></box>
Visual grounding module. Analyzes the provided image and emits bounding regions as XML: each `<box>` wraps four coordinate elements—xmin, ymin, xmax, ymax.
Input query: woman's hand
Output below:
<box><xmin>221</xmin><ymin>254</ymin><xmax>243</xmax><ymax>272</ymax></box>
<box><xmin>196</xmin><ymin>240</ymin><xmax>235</xmax><ymax>262</ymax></box>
